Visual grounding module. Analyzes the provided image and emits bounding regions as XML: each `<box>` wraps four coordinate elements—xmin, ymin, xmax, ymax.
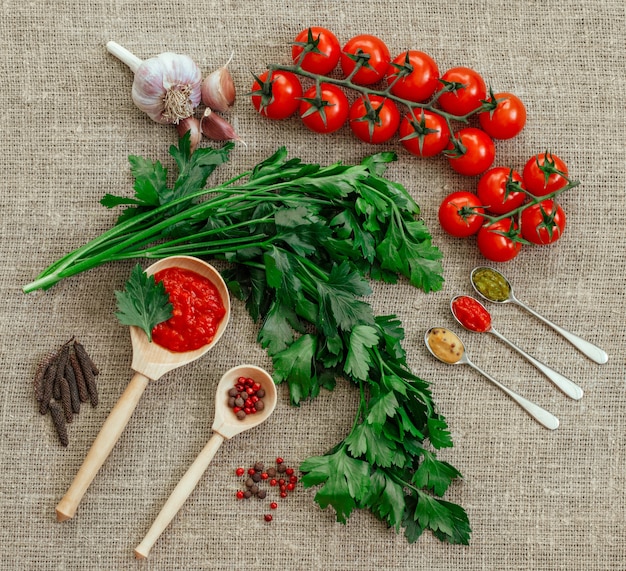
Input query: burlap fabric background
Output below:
<box><xmin>1</xmin><ymin>0</ymin><xmax>624</xmax><ymax>569</ymax></box>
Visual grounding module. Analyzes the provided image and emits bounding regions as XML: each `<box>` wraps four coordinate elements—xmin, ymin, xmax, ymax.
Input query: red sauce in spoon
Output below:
<box><xmin>151</xmin><ymin>267</ymin><xmax>226</xmax><ymax>352</ymax></box>
<box><xmin>451</xmin><ymin>295</ymin><xmax>492</xmax><ymax>333</ymax></box>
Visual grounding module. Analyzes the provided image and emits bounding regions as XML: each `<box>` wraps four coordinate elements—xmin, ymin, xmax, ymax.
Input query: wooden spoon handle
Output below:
<box><xmin>134</xmin><ymin>433</ymin><xmax>225</xmax><ymax>559</ymax></box>
<box><xmin>55</xmin><ymin>372</ymin><xmax>150</xmax><ymax>521</ymax></box>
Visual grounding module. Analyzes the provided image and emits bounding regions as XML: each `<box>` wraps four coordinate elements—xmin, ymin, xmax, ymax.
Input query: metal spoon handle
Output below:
<box><xmin>489</xmin><ymin>328</ymin><xmax>583</xmax><ymax>400</ymax></box>
<box><xmin>466</xmin><ymin>360</ymin><xmax>560</xmax><ymax>430</ymax></box>
<box><xmin>514</xmin><ymin>299</ymin><xmax>608</xmax><ymax>365</ymax></box>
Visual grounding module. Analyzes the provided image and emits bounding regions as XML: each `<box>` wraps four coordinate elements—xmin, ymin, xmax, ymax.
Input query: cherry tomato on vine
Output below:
<box><xmin>437</xmin><ymin>67</ymin><xmax>487</xmax><ymax>116</ymax></box>
<box><xmin>386</xmin><ymin>50</ymin><xmax>440</xmax><ymax>102</ymax></box>
<box><xmin>438</xmin><ymin>191</ymin><xmax>485</xmax><ymax>237</ymax></box>
<box><xmin>446</xmin><ymin>127</ymin><xmax>495</xmax><ymax>176</ymax></box>
<box><xmin>299</xmin><ymin>83</ymin><xmax>349</xmax><ymax>134</ymax></box>
<box><xmin>349</xmin><ymin>95</ymin><xmax>400</xmax><ymax>144</ymax></box>
<box><xmin>520</xmin><ymin>200</ymin><xmax>566</xmax><ymax>245</ymax></box>
<box><xmin>250</xmin><ymin>70</ymin><xmax>303</xmax><ymax>120</ymax></box>
<box><xmin>291</xmin><ymin>27</ymin><xmax>341</xmax><ymax>75</ymax></box>
<box><xmin>522</xmin><ymin>152</ymin><xmax>569</xmax><ymax>197</ymax></box>
<box><xmin>340</xmin><ymin>34</ymin><xmax>390</xmax><ymax>85</ymax></box>
<box><xmin>477</xmin><ymin>167</ymin><xmax>526</xmax><ymax>215</ymax></box>
<box><xmin>479</xmin><ymin>92</ymin><xmax>526</xmax><ymax>139</ymax></box>
<box><xmin>477</xmin><ymin>218</ymin><xmax>522</xmax><ymax>262</ymax></box>
<box><xmin>398</xmin><ymin>110</ymin><xmax>450</xmax><ymax>157</ymax></box>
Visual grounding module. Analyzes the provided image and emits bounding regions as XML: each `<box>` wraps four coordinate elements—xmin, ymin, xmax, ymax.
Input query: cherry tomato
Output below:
<box><xmin>479</xmin><ymin>92</ymin><xmax>526</xmax><ymax>139</ymax></box>
<box><xmin>477</xmin><ymin>167</ymin><xmax>527</xmax><ymax>215</ymax></box>
<box><xmin>340</xmin><ymin>34</ymin><xmax>390</xmax><ymax>85</ymax></box>
<box><xmin>522</xmin><ymin>152</ymin><xmax>569</xmax><ymax>197</ymax></box>
<box><xmin>399</xmin><ymin>110</ymin><xmax>450</xmax><ymax>157</ymax></box>
<box><xmin>386</xmin><ymin>50</ymin><xmax>439</xmax><ymax>102</ymax></box>
<box><xmin>520</xmin><ymin>200</ymin><xmax>566</xmax><ymax>245</ymax></box>
<box><xmin>251</xmin><ymin>70</ymin><xmax>303</xmax><ymax>120</ymax></box>
<box><xmin>477</xmin><ymin>218</ymin><xmax>522</xmax><ymax>262</ymax></box>
<box><xmin>437</xmin><ymin>67</ymin><xmax>487</xmax><ymax>116</ymax></box>
<box><xmin>446</xmin><ymin>127</ymin><xmax>495</xmax><ymax>176</ymax></box>
<box><xmin>349</xmin><ymin>95</ymin><xmax>400</xmax><ymax>144</ymax></box>
<box><xmin>299</xmin><ymin>83</ymin><xmax>349</xmax><ymax>134</ymax></box>
<box><xmin>291</xmin><ymin>27</ymin><xmax>341</xmax><ymax>75</ymax></box>
<box><xmin>438</xmin><ymin>191</ymin><xmax>485</xmax><ymax>237</ymax></box>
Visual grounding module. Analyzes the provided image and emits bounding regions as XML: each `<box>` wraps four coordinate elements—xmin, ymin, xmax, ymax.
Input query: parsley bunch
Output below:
<box><xmin>24</xmin><ymin>134</ymin><xmax>470</xmax><ymax>544</ymax></box>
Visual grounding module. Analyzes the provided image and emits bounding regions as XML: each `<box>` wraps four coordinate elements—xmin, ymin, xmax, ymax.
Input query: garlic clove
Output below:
<box><xmin>201</xmin><ymin>54</ymin><xmax>236</xmax><ymax>113</ymax></box>
<box><xmin>200</xmin><ymin>108</ymin><xmax>244</xmax><ymax>143</ymax></box>
<box><xmin>176</xmin><ymin>117</ymin><xmax>202</xmax><ymax>152</ymax></box>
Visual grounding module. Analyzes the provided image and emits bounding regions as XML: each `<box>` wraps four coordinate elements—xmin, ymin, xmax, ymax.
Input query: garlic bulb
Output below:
<box><xmin>107</xmin><ymin>41</ymin><xmax>202</xmax><ymax>124</ymax></box>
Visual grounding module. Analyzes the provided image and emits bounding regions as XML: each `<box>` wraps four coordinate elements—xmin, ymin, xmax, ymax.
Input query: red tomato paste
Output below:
<box><xmin>451</xmin><ymin>295</ymin><xmax>492</xmax><ymax>332</ymax></box>
<box><xmin>151</xmin><ymin>267</ymin><xmax>226</xmax><ymax>352</ymax></box>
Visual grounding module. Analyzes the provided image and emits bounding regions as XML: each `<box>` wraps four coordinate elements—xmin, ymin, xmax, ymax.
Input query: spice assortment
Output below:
<box><xmin>234</xmin><ymin>458</ymin><xmax>299</xmax><ymax>522</ymax></box>
<box><xmin>227</xmin><ymin>376</ymin><xmax>266</xmax><ymax>420</ymax></box>
<box><xmin>34</xmin><ymin>338</ymin><xmax>99</xmax><ymax>447</ymax></box>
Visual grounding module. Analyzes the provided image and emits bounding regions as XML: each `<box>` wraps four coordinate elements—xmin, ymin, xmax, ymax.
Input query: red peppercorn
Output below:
<box><xmin>236</xmin><ymin>490</ymin><xmax>244</xmax><ymax>500</ymax></box>
<box><xmin>246</xmin><ymin>387</ymin><xmax>255</xmax><ymax>395</ymax></box>
<box><xmin>248</xmin><ymin>468</ymin><xmax>256</xmax><ymax>476</ymax></box>
<box><xmin>232</xmin><ymin>406</ymin><xmax>241</xmax><ymax>413</ymax></box>
<box><xmin>264</xmin><ymin>514</ymin><xmax>273</xmax><ymax>522</ymax></box>
<box><xmin>235</xmin><ymin>384</ymin><xmax>244</xmax><ymax>392</ymax></box>
<box><xmin>235</xmin><ymin>467</ymin><xmax>245</xmax><ymax>477</ymax></box>
<box><xmin>269</xmin><ymin>479</ymin><xmax>277</xmax><ymax>487</ymax></box>
<box><xmin>270</xmin><ymin>502</ymin><xmax>278</xmax><ymax>510</ymax></box>
<box><xmin>280</xmin><ymin>491</ymin><xmax>288</xmax><ymax>498</ymax></box>
<box><xmin>276</xmin><ymin>457</ymin><xmax>284</xmax><ymax>464</ymax></box>
<box><xmin>289</xmin><ymin>475</ymin><xmax>298</xmax><ymax>484</ymax></box>
<box><xmin>286</xmin><ymin>467</ymin><xmax>294</xmax><ymax>476</ymax></box>
<box><xmin>252</xmin><ymin>383</ymin><xmax>261</xmax><ymax>392</ymax></box>
<box><xmin>251</xmin><ymin>395</ymin><xmax>259</xmax><ymax>403</ymax></box>
<box><xmin>261</xmin><ymin>473</ymin><xmax>269</xmax><ymax>480</ymax></box>
<box><xmin>287</xmin><ymin>483</ymin><xmax>295</xmax><ymax>491</ymax></box>
<box><xmin>279</xmin><ymin>485</ymin><xmax>287</xmax><ymax>493</ymax></box>
<box><xmin>278</xmin><ymin>478</ymin><xmax>285</xmax><ymax>485</ymax></box>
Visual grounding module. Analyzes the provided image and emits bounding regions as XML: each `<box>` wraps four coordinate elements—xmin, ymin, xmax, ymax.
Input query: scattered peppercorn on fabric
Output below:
<box><xmin>1</xmin><ymin>0</ymin><xmax>625</xmax><ymax>569</ymax></box>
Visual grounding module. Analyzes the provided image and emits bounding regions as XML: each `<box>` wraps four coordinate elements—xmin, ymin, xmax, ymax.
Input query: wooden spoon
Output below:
<box><xmin>55</xmin><ymin>256</ymin><xmax>230</xmax><ymax>522</ymax></box>
<box><xmin>134</xmin><ymin>364</ymin><xmax>277</xmax><ymax>559</ymax></box>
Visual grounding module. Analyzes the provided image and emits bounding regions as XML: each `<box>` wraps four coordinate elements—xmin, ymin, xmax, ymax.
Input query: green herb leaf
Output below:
<box><xmin>300</xmin><ymin>447</ymin><xmax>371</xmax><ymax>524</ymax></box>
<box><xmin>272</xmin><ymin>334</ymin><xmax>318</xmax><ymax>404</ymax></box>
<box><xmin>413</xmin><ymin>450</ymin><xmax>463</xmax><ymax>496</ymax></box>
<box><xmin>344</xmin><ymin>325</ymin><xmax>379</xmax><ymax>380</ymax></box>
<box><xmin>114</xmin><ymin>264</ymin><xmax>172</xmax><ymax>342</ymax></box>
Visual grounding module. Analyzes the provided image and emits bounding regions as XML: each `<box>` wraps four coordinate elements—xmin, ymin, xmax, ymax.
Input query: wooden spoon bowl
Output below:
<box><xmin>55</xmin><ymin>256</ymin><xmax>230</xmax><ymax>522</ymax></box>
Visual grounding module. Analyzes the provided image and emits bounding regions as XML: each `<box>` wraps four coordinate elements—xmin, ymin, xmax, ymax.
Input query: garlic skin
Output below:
<box><xmin>131</xmin><ymin>52</ymin><xmax>202</xmax><ymax>124</ymax></box>
<box><xmin>201</xmin><ymin>65</ymin><xmax>236</xmax><ymax>113</ymax></box>
<box><xmin>176</xmin><ymin>116</ymin><xmax>202</xmax><ymax>152</ymax></box>
<box><xmin>200</xmin><ymin>108</ymin><xmax>242</xmax><ymax>142</ymax></box>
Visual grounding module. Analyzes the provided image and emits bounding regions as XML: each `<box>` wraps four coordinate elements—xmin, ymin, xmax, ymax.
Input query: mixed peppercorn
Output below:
<box><xmin>227</xmin><ymin>376</ymin><xmax>266</xmax><ymax>420</ymax></box>
<box><xmin>234</xmin><ymin>457</ymin><xmax>299</xmax><ymax>522</ymax></box>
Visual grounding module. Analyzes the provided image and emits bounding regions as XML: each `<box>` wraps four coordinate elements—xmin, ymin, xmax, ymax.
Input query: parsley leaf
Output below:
<box><xmin>300</xmin><ymin>447</ymin><xmax>371</xmax><ymax>524</ymax></box>
<box><xmin>114</xmin><ymin>264</ymin><xmax>172</xmax><ymax>341</ymax></box>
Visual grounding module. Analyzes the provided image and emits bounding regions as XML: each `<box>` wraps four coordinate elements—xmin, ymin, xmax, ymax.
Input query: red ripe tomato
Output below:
<box><xmin>446</xmin><ymin>127</ymin><xmax>495</xmax><ymax>176</ymax></box>
<box><xmin>520</xmin><ymin>200</ymin><xmax>566</xmax><ymax>245</ymax></box>
<box><xmin>477</xmin><ymin>167</ymin><xmax>527</xmax><ymax>215</ymax></box>
<box><xmin>340</xmin><ymin>34</ymin><xmax>390</xmax><ymax>85</ymax></box>
<box><xmin>299</xmin><ymin>83</ymin><xmax>349</xmax><ymax>134</ymax></box>
<box><xmin>437</xmin><ymin>67</ymin><xmax>487</xmax><ymax>116</ymax></box>
<box><xmin>438</xmin><ymin>191</ymin><xmax>485</xmax><ymax>237</ymax></box>
<box><xmin>251</xmin><ymin>70</ymin><xmax>303</xmax><ymax>120</ymax></box>
<box><xmin>522</xmin><ymin>152</ymin><xmax>569</xmax><ymax>197</ymax></box>
<box><xmin>477</xmin><ymin>218</ymin><xmax>522</xmax><ymax>262</ymax></box>
<box><xmin>479</xmin><ymin>92</ymin><xmax>527</xmax><ymax>139</ymax></box>
<box><xmin>349</xmin><ymin>95</ymin><xmax>400</xmax><ymax>144</ymax></box>
<box><xmin>399</xmin><ymin>110</ymin><xmax>450</xmax><ymax>157</ymax></box>
<box><xmin>386</xmin><ymin>50</ymin><xmax>440</xmax><ymax>102</ymax></box>
<box><xmin>291</xmin><ymin>27</ymin><xmax>341</xmax><ymax>75</ymax></box>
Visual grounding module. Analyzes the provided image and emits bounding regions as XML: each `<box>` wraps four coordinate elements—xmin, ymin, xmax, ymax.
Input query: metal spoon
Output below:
<box><xmin>450</xmin><ymin>295</ymin><xmax>583</xmax><ymax>400</ymax></box>
<box><xmin>55</xmin><ymin>256</ymin><xmax>231</xmax><ymax>522</ymax></box>
<box><xmin>424</xmin><ymin>328</ymin><xmax>559</xmax><ymax>430</ymax></box>
<box><xmin>134</xmin><ymin>364</ymin><xmax>277</xmax><ymax>559</ymax></box>
<box><xmin>470</xmin><ymin>266</ymin><xmax>608</xmax><ymax>365</ymax></box>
